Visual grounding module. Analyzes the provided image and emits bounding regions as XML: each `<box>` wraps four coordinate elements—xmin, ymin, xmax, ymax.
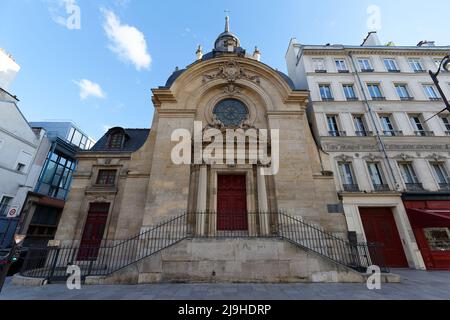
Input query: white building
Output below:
<box><xmin>286</xmin><ymin>32</ymin><xmax>450</xmax><ymax>270</ymax></box>
<box><xmin>0</xmin><ymin>48</ymin><xmax>20</xmax><ymax>90</ymax></box>
<box><xmin>0</xmin><ymin>88</ymin><xmax>49</xmax><ymax>247</ymax></box>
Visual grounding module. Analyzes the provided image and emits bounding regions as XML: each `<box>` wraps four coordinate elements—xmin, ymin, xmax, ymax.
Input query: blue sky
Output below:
<box><xmin>1</xmin><ymin>0</ymin><xmax>449</xmax><ymax>140</ymax></box>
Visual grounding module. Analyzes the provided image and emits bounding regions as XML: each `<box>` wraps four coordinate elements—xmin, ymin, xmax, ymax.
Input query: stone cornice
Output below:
<box><xmin>151</xmin><ymin>88</ymin><xmax>177</xmax><ymax>108</ymax></box>
<box><xmin>302</xmin><ymin>47</ymin><xmax>450</xmax><ymax>57</ymax></box>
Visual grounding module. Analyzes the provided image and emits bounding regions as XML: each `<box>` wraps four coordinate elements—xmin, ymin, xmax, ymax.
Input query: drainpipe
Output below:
<box><xmin>348</xmin><ymin>52</ymin><xmax>400</xmax><ymax>190</ymax></box>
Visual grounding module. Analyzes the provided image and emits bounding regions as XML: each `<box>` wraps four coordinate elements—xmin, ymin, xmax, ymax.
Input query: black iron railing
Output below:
<box><xmin>19</xmin><ymin>212</ymin><xmax>389</xmax><ymax>282</ymax></box>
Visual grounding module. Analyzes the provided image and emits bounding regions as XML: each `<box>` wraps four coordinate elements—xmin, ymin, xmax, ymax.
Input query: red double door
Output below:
<box><xmin>78</xmin><ymin>203</ymin><xmax>110</xmax><ymax>261</ymax></box>
<box><xmin>359</xmin><ymin>208</ymin><xmax>408</xmax><ymax>268</ymax></box>
<box><xmin>217</xmin><ymin>175</ymin><xmax>248</xmax><ymax>231</ymax></box>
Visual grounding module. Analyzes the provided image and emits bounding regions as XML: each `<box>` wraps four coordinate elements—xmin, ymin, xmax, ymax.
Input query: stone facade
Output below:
<box><xmin>286</xmin><ymin>32</ymin><xmax>450</xmax><ymax>270</ymax></box>
<box><xmin>53</xmin><ymin>19</ymin><xmax>354</xmax><ymax>283</ymax></box>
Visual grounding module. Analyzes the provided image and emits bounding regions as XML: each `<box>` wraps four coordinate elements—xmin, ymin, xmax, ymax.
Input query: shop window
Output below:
<box><xmin>424</xmin><ymin>228</ymin><xmax>450</xmax><ymax>251</ymax></box>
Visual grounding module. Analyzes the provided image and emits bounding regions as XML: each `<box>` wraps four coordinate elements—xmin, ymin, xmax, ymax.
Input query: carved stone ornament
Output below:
<box><xmin>203</xmin><ymin>60</ymin><xmax>260</xmax><ymax>85</ymax></box>
<box><xmin>336</xmin><ymin>154</ymin><xmax>353</xmax><ymax>162</ymax></box>
<box><xmin>429</xmin><ymin>153</ymin><xmax>447</xmax><ymax>162</ymax></box>
<box><xmin>223</xmin><ymin>83</ymin><xmax>241</xmax><ymax>95</ymax></box>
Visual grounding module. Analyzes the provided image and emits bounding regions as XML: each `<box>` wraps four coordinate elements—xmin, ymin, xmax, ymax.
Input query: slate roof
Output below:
<box><xmin>89</xmin><ymin>128</ymin><xmax>150</xmax><ymax>153</ymax></box>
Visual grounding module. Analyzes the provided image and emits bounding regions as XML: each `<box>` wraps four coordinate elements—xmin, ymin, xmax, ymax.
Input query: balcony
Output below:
<box><xmin>383</xmin><ymin>130</ymin><xmax>403</xmax><ymax>136</ymax></box>
<box><xmin>315</xmin><ymin>69</ymin><xmax>327</xmax><ymax>73</ymax></box>
<box><xmin>346</xmin><ymin>97</ymin><xmax>359</xmax><ymax>101</ymax></box>
<box><xmin>405</xmin><ymin>183</ymin><xmax>424</xmax><ymax>192</ymax></box>
<box><xmin>321</xmin><ymin>97</ymin><xmax>335</xmax><ymax>102</ymax></box>
<box><xmin>439</xmin><ymin>183</ymin><xmax>450</xmax><ymax>191</ymax></box>
<box><xmin>371</xmin><ymin>96</ymin><xmax>387</xmax><ymax>101</ymax></box>
<box><xmin>387</xmin><ymin>69</ymin><xmax>401</xmax><ymax>73</ymax></box>
<box><xmin>328</xmin><ymin>131</ymin><xmax>347</xmax><ymax>137</ymax></box>
<box><xmin>361</xmin><ymin>69</ymin><xmax>374</xmax><ymax>72</ymax></box>
<box><xmin>343</xmin><ymin>184</ymin><xmax>360</xmax><ymax>192</ymax></box>
<box><xmin>445</xmin><ymin>131</ymin><xmax>450</xmax><ymax>136</ymax></box>
<box><xmin>355</xmin><ymin>131</ymin><xmax>373</xmax><ymax>137</ymax></box>
<box><xmin>400</xmin><ymin>96</ymin><xmax>415</xmax><ymax>101</ymax></box>
<box><xmin>414</xmin><ymin>130</ymin><xmax>435</xmax><ymax>137</ymax></box>
<box><xmin>373</xmin><ymin>184</ymin><xmax>391</xmax><ymax>192</ymax></box>
<box><xmin>413</xmin><ymin>69</ymin><xmax>426</xmax><ymax>73</ymax></box>
<box><xmin>338</xmin><ymin>70</ymin><xmax>350</xmax><ymax>73</ymax></box>
<box><xmin>429</xmin><ymin>97</ymin><xmax>443</xmax><ymax>101</ymax></box>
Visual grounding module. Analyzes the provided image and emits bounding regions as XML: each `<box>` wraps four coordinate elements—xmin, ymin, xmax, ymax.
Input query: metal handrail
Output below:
<box><xmin>19</xmin><ymin>212</ymin><xmax>389</xmax><ymax>282</ymax></box>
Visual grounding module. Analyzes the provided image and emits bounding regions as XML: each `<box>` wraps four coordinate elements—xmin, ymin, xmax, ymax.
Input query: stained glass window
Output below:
<box><xmin>213</xmin><ymin>99</ymin><xmax>248</xmax><ymax>127</ymax></box>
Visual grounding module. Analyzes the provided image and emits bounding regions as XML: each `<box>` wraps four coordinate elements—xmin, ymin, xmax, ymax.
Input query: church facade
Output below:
<box><xmin>47</xmin><ymin>19</ymin><xmax>381</xmax><ymax>284</ymax></box>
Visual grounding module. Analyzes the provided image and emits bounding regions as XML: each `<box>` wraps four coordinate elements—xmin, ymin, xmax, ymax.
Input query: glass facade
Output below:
<box><xmin>36</xmin><ymin>150</ymin><xmax>76</xmax><ymax>201</ymax></box>
<box><xmin>68</xmin><ymin>126</ymin><xmax>95</xmax><ymax>150</ymax></box>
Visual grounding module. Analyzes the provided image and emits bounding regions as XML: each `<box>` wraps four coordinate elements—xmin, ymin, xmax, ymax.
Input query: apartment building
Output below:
<box><xmin>286</xmin><ymin>32</ymin><xmax>450</xmax><ymax>270</ymax></box>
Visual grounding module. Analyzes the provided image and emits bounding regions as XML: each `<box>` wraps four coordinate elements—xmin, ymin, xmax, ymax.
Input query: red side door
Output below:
<box><xmin>78</xmin><ymin>203</ymin><xmax>110</xmax><ymax>261</ymax></box>
<box><xmin>360</xmin><ymin>207</ymin><xmax>409</xmax><ymax>268</ymax></box>
<box><xmin>217</xmin><ymin>175</ymin><xmax>248</xmax><ymax>231</ymax></box>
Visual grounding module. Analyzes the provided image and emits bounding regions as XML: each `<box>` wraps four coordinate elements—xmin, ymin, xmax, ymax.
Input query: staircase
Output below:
<box><xmin>20</xmin><ymin>212</ymin><xmax>388</xmax><ymax>282</ymax></box>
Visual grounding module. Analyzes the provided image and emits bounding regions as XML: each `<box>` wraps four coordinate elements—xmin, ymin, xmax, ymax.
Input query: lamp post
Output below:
<box><xmin>425</xmin><ymin>55</ymin><xmax>450</xmax><ymax>122</ymax></box>
<box><xmin>0</xmin><ymin>234</ymin><xmax>26</xmax><ymax>293</ymax></box>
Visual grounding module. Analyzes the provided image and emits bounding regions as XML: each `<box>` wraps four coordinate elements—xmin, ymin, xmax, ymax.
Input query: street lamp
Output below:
<box><xmin>426</xmin><ymin>55</ymin><xmax>450</xmax><ymax>122</ymax></box>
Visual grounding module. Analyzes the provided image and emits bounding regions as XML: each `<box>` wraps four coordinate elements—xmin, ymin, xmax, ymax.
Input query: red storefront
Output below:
<box><xmin>403</xmin><ymin>195</ymin><xmax>450</xmax><ymax>270</ymax></box>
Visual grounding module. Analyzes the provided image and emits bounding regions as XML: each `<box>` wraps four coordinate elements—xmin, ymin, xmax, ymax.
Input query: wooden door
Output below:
<box><xmin>78</xmin><ymin>203</ymin><xmax>110</xmax><ymax>261</ymax></box>
<box><xmin>217</xmin><ymin>175</ymin><xmax>248</xmax><ymax>231</ymax></box>
<box><xmin>360</xmin><ymin>207</ymin><xmax>409</xmax><ymax>268</ymax></box>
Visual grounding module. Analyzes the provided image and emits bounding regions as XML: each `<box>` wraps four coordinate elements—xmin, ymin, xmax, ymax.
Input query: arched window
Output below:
<box><xmin>108</xmin><ymin>131</ymin><xmax>124</xmax><ymax>149</ymax></box>
<box><xmin>213</xmin><ymin>98</ymin><xmax>248</xmax><ymax>127</ymax></box>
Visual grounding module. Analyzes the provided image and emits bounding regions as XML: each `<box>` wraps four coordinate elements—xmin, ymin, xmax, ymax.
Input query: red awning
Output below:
<box><xmin>407</xmin><ymin>209</ymin><xmax>450</xmax><ymax>228</ymax></box>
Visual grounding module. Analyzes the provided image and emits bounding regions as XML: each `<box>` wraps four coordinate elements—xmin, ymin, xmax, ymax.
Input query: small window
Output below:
<box><xmin>312</xmin><ymin>58</ymin><xmax>326</xmax><ymax>72</ymax></box>
<box><xmin>379</xmin><ymin>115</ymin><xmax>397</xmax><ymax>136</ymax></box>
<box><xmin>16</xmin><ymin>163</ymin><xmax>26</xmax><ymax>172</ymax></box>
<box><xmin>319</xmin><ymin>84</ymin><xmax>333</xmax><ymax>101</ymax></box>
<box><xmin>441</xmin><ymin>116</ymin><xmax>450</xmax><ymax>135</ymax></box>
<box><xmin>343</xmin><ymin>84</ymin><xmax>358</xmax><ymax>100</ymax></box>
<box><xmin>358</xmin><ymin>58</ymin><xmax>373</xmax><ymax>72</ymax></box>
<box><xmin>108</xmin><ymin>133</ymin><xmax>124</xmax><ymax>149</ymax></box>
<box><xmin>335</xmin><ymin>59</ymin><xmax>348</xmax><ymax>72</ymax></box>
<box><xmin>96</xmin><ymin>170</ymin><xmax>117</xmax><ymax>186</ymax></box>
<box><xmin>0</xmin><ymin>196</ymin><xmax>13</xmax><ymax>217</ymax></box>
<box><xmin>431</xmin><ymin>163</ymin><xmax>449</xmax><ymax>186</ymax></box>
<box><xmin>409</xmin><ymin>115</ymin><xmax>430</xmax><ymax>136</ymax></box>
<box><xmin>399</xmin><ymin>162</ymin><xmax>422</xmax><ymax>191</ymax></box>
<box><xmin>367</xmin><ymin>84</ymin><xmax>384</xmax><ymax>100</ymax></box>
<box><xmin>326</xmin><ymin>115</ymin><xmax>343</xmax><ymax>136</ymax></box>
<box><xmin>384</xmin><ymin>58</ymin><xmax>399</xmax><ymax>72</ymax></box>
<box><xmin>338</xmin><ymin>162</ymin><xmax>359</xmax><ymax>191</ymax></box>
<box><xmin>423</xmin><ymin>85</ymin><xmax>440</xmax><ymax>100</ymax></box>
<box><xmin>353</xmin><ymin>115</ymin><xmax>368</xmax><ymax>136</ymax></box>
<box><xmin>424</xmin><ymin>228</ymin><xmax>450</xmax><ymax>251</ymax></box>
<box><xmin>395</xmin><ymin>84</ymin><xmax>412</xmax><ymax>100</ymax></box>
<box><xmin>408</xmin><ymin>58</ymin><xmax>424</xmax><ymax>72</ymax></box>
<box><xmin>367</xmin><ymin>162</ymin><xmax>388</xmax><ymax>191</ymax></box>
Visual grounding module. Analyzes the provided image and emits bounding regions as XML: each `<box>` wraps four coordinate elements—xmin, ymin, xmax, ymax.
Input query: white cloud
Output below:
<box><xmin>73</xmin><ymin>79</ymin><xmax>106</xmax><ymax>100</ymax></box>
<box><xmin>102</xmin><ymin>9</ymin><xmax>151</xmax><ymax>71</ymax></box>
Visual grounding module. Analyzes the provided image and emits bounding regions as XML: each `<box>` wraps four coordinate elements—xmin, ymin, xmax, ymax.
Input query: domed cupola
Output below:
<box><xmin>214</xmin><ymin>16</ymin><xmax>243</xmax><ymax>53</ymax></box>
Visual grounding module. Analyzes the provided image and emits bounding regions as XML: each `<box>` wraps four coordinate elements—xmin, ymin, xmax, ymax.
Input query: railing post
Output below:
<box><xmin>48</xmin><ymin>247</ymin><xmax>60</xmax><ymax>283</ymax></box>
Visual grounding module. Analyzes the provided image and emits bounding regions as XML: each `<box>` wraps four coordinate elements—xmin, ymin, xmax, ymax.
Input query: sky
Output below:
<box><xmin>1</xmin><ymin>0</ymin><xmax>449</xmax><ymax>140</ymax></box>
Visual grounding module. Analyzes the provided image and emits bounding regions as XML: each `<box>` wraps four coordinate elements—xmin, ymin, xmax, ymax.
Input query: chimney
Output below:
<box><xmin>361</xmin><ymin>31</ymin><xmax>381</xmax><ymax>46</ymax></box>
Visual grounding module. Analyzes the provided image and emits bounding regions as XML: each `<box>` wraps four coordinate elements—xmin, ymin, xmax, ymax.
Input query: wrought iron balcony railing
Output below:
<box><xmin>383</xmin><ymin>130</ymin><xmax>403</xmax><ymax>136</ymax></box>
<box><xmin>405</xmin><ymin>183</ymin><xmax>424</xmax><ymax>192</ymax></box>
<box><xmin>371</xmin><ymin>96</ymin><xmax>387</xmax><ymax>101</ymax></box>
<box><xmin>343</xmin><ymin>184</ymin><xmax>360</xmax><ymax>192</ymax></box>
<box><xmin>439</xmin><ymin>183</ymin><xmax>450</xmax><ymax>191</ymax></box>
<box><xmin>414</xmin><ymin>131</ymin><xmax>435</xmax><ymax>137</ymax></box>
<box><xmin>373</xmin><ymin>184</ymin><xmax>391</xmax><ymax>192</ymax></box>
<box><xmin>328</xmin><ymin>131</ymin><xmax>347</xmax><ymax>137</ymax></box>
<box><xmin>355</xmin><ymin>131</ymin><xmax>373</xmax><ymax>137</ymax></box>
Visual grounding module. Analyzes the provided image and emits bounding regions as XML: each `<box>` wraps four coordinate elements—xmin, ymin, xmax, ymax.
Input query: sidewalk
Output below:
<box><xmin>1</xmin><ymin>270</ymin><xmax>449</xmax><ymax>300</ymax></box>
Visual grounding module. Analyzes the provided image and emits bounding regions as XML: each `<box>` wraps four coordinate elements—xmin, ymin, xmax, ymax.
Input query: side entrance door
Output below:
<box><xmin>77</xmin><ymin>203</ymin><xmax>110</xmax><ymax>261</ymax></box>
<box><xmin>359</xmin><ymin>207</ymin><xmax>409</xmax><ymax>268</ymax></box>
<box><xmin>217</xmin><ymin>175</ymin><xmax>248</xmax><ymax>231</ymax></box>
